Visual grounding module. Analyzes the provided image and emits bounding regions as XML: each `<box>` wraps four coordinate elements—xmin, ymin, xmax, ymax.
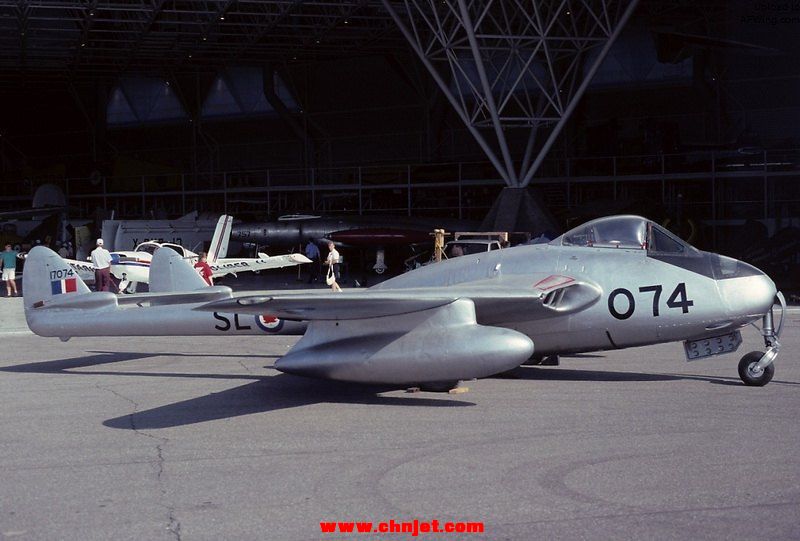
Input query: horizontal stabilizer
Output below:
<box><xmin>116</xmin><ymin>287</ymin><xmax>233</xmax><ymax>306</ymax></box>
<box><xmin>27</xmin><ymin>284</ymin><xmax>233</xmax><ymax>311</ymax></box>
<box><xmin>31</xmin><ymin>291</ymin><xmax>118</xmax><ymax>311</ymax></box>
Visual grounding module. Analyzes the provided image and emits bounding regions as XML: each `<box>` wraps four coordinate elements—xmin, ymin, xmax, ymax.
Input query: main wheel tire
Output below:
<box><xmin>738</xmin><ymin>351</ymin><xmax>775</xmax><ymax>387</ymax></box>
<box><xmin>419</xmin><ymin>381</ymin><xmax>459</xmax><ymax>392</ymax></box>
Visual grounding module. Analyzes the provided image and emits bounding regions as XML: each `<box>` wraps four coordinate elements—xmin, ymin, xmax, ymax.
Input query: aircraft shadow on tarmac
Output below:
<box><xmin>502</xmin><ymin>365</ymin><xmax>800</xmax><ymax>387</ymax></box>
<box><xmin>498</xmin><ymin>366</ymin><xmax>688</xmax><ymax>382</ymax></box>
<box><xmin>5</xmin><ymin>351</ymin><xmax>799</xmax><ymax>430</ymax></box>
<box><xmin>102</xmin><ymin>375</ymin><xmax>475</xmax><ymax>430</ymax></box>
<box><xmin>0</xmin><ymin>350</ymin><xmax>279</xmax><ymax>377</ymax></box>
<box><xmin>0</xmin><ymin>350</ymin><xmax>475</xmax><ymax>427</ymax></box>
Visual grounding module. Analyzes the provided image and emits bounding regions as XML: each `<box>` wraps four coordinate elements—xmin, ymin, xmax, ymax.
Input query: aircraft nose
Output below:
<box><xmin>715</xmin><ymin>257</ymin><xmax>776</xmax><ymax>318</ymax></box>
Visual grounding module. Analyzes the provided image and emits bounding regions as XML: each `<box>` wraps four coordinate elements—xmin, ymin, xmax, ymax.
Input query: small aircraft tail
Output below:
<box><xmin>207</xmin><ymin>214</ymin><xmax>233</xmax><ymax>264</ymax></box>
<box><xmin>23</xmin><ymin>246</ymin><xmax>94</xmax><ymax>312</ymax></box>
<box><xmin>149</xmin><ymin>246</ymin><xmax>209</xmax><ymax>292</ymax></box>
<box><xmin>23</xmin><ymin>245</ymin><xmax>237</xmax><ymax>339</ymax></box>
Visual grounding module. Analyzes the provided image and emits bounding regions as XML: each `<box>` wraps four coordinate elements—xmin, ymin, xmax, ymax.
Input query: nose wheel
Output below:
<box><xmin>738</xmin><ymin>351</ymin><xmax>775</xmax><ymax>386</ymax></box>
<box><xmin>737</xmin><ymin>293</ymin><xmax>784</xmax><ymax>386</ymax></box>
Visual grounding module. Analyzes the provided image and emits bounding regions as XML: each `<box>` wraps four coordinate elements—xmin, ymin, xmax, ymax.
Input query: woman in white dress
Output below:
<box><xmin>325</xmin><ymin>241</ymin><xmax>342</xmax><ymax>292</ymax></box>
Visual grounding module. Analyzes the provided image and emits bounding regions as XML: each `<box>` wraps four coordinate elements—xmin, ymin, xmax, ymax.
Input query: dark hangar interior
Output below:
<box><xmin>0</xmin><ymin>0</ymin><xmax>798</xmax><ymax>290</ymax></box>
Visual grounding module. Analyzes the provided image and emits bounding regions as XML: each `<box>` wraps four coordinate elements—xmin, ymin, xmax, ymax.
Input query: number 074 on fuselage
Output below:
<box><xmin>22</xmin><ymin>215</ymin><xmax>784</xmax><ymax>388</ymax></box>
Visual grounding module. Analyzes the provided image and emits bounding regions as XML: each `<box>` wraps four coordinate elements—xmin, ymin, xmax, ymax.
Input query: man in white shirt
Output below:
<box><xmin>91</xmin><ymin>238</ymin><xmax>113</xmax><ymax>292</ymax></box>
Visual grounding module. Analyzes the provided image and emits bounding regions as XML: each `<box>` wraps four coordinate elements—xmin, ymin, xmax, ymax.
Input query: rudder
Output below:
<box><xmin>207</xmin><ymin>214</ymin><xmax>232</xmax><ymax>263</ymax></box>
<box><xmin>23</xmin><ymin>246</ymin><xmax>92</xmax><ymax>310</ymax></box>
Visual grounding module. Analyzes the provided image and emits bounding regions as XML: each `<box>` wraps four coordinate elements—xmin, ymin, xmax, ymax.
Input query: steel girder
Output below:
<box><xmin>0</xmin><ymin>1</ymin><xmax>404</xmax><ymax>81</ymax></box>
<box><xmin>381</xmin><ymin>0</ymin><xmax>640</xmax><ymax>186</ymax></box>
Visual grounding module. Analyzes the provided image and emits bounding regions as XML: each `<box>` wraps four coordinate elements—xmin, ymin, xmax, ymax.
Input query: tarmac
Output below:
<box><xmin>1</xmin><ymin>278</ymin><xmax>799</xmax><ymax>540</ymax></box>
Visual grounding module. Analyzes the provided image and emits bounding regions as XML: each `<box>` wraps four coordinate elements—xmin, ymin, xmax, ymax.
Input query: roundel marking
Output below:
<box><xmin>255</xmin><ymin>314</ymin><xmax>283</xmax><ymax>332</ymax></box>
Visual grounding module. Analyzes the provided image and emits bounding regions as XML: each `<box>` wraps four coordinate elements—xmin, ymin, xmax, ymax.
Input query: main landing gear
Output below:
<box><xmin>738</xmin><ymin>293</ymin><xmax>785</xmax><ymax>387</ymax></box>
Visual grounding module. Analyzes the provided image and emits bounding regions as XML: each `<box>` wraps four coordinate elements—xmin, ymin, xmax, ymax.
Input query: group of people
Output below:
<box><xmin>305</xmin><ymin>240</ymin><xmax>342</xmax><ymax>292</ymax></box>
<box><xmin>4</xmin><ymin>235</ymin><xmax>343</xmax><ymax>296</ymax></box>
<box><xmin>89</xmin><ymin>238</ymin><xmax>217</xmax><ymax>291</ymax></box>
<box><xmin>1</xmin><ymin>239</ymin><xmax>76</xmax><ymax>297</ymax></box>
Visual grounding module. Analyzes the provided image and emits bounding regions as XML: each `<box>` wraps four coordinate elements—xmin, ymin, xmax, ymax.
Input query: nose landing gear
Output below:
<box><xmin>738</xmin><ymin>292</ymin><xmax>784</xmax><ymax>386</ymax></box>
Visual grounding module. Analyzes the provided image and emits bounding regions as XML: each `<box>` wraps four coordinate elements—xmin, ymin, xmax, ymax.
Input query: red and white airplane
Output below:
<box><xmin>63</xmin><ymin>215</ymin><xmax>310</xmax><ymax>292</ymax></box>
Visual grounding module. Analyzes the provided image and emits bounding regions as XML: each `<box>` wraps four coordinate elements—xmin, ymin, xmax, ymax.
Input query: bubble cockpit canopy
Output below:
<box><xmin>553</xmin><ymin>215</ymin><xmax>697</xmax><ymax>255</ymax></box>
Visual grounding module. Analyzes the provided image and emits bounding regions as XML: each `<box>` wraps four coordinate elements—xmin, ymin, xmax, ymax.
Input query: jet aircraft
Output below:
<box><xmin>232</xmin><ymin>214</ymin><xmax>479</xmax><ymax>274</ymax></box>
<box><xmin>23</xmin><ymin>215</ymin><xmax>784</xmax><ymax>388</ymax></box>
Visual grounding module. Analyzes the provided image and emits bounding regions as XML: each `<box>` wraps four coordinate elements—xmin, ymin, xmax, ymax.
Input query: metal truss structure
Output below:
<box><xmin>0</xmin><ymin>1</ymin><xmax>403</xmax><ymax>79</ymax></box>
<box><xmin>382</xmin><ymin>0</ymin><xmax>639</xmax><ymax>186</ymax></box>
<box><xmin>1</xmin><ymin>0</ymin><xmax>646</xmax><ymax>187</ymax></box>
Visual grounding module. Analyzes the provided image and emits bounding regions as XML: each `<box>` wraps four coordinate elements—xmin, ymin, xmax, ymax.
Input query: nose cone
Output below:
<box><xmin>717</xmin><ymin>261</ymin><xmax>777</xmax><ymax>318</ymax></box>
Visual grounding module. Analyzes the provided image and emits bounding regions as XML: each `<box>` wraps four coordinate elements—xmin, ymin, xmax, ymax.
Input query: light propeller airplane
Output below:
<box><xmin>59</xmin><ymin>215</ymin><xmax>311</xmax><ymax>292</ymax></box>
<box><xmin>23</xmin><ymin>215</ymin><xmax>784</xmax><ymax>388</ymax></box>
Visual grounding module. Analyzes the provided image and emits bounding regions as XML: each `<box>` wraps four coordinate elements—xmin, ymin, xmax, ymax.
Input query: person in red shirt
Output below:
<box><xmin>194</xmin><ymin>251</ymin><xmax>214</xmax><ymax>286</ymax></box>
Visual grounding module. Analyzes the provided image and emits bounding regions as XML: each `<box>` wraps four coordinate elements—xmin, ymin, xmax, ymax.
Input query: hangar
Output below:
<box><xmin>1</xmin><ymin>1</ymin><xmax>798</xmax><ymax>285</ymax></box>
<box><xmin>1</xmin><ymin>2</ymin><xmax>799</xmax><ymax>540</ymax></box>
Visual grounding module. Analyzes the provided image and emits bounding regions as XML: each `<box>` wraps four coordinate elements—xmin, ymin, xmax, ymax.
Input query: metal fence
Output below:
<box><xmin>2</xmin><ymin>149</ymin><xmax>799</xmax><ymax>224</ymax></box>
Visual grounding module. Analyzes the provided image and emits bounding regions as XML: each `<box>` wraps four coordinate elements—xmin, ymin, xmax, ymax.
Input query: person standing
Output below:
<box><xmin>194</xmin><ymin>251</ymin><xmax>214</xmax><ymax>286</ymax></box>
<box><xmin>91</xmin><ymin>238</ymin><xmax>113</xmax><ymax>292</ymax></box>
<box><xmin>1</xmin><ymin>244</ymin><xmax>18</xmax><ymax>297</ymax></box>
<box><xmin>325</xmin><ymin>241</ymin><xmax>342</xmax><ymax>292</ymax></box>
<box><xmin>304</xmin><ymin>240</ymin><xmax>321</xmax><ymax>284</ymax></box>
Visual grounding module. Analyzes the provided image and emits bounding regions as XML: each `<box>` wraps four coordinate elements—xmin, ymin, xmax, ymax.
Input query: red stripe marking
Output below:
<box><xmin>533</xmin><ymin>275</ymin><xmax>575</xmax><ymax>291</ymax></box>
<box><xmin>211</xmin><ymin>217</ymin><xmax>229</xmax><ymax>262</ymax></box>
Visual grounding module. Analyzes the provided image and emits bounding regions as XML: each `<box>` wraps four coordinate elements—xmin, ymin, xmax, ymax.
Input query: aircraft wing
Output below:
<box><xmin>195</xmin><ymin>273</ymin><xmax>601</xmax><ymax>384</ymax></box>
<box><xmin>197</xmin><ymin>274</ymin><xmax>601</xmax><ymax>323</ymax></box>
<box><xmin>0</xmin><ymin>206</ymin><xmax>67</xmax><ymax>220</ymax></box>
<box><xmin>198</xmin><ymin>292</ymin><xmax>538</xmax><ymax>385</ymax></box>
<box><xmin>64</xmin><ymin>259</ymin><xmax>96</xmax><ymax>283</ymax></box>
<box><xmin>210</xmin><ymin>253</ymin><xmax>311</xmax><ymax>278</ymax></box>
<box><xmin>21</xmin><ymin>252</ymin><xmax>96</xmax><ymax>282</ymax></box>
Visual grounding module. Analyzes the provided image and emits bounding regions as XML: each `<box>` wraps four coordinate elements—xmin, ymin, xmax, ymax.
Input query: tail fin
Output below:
<box><xmin>23</xmin><ymin>246</ymin><xmax>92</xmax><ymax>311</ymax></box>
<box><xmin>207</xmin><ymin>214</ymin><xmax>232</xmax><ymax>263</ymax></box>
<box><xmin>149</xmin><ymin>245</ymin><xmax>208</xmax><ymax>293</ymax></box>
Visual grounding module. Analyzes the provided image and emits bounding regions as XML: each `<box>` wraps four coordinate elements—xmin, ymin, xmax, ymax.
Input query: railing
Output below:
<box><xmin>1</xmin><ymin>148</ymin><xmax>799</xmax><ymax>222</ymax></box>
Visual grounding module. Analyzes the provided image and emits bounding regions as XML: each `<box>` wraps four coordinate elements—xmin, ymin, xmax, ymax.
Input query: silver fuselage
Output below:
<box><xmin>374</xmin><ymin>243</ymin><xmax>776</xmax><ymax>356</ymax></box>
<box><xmin>27</xmin><ymin>240</ymin><xmax>776</xmax><ymax>360</ymax></box>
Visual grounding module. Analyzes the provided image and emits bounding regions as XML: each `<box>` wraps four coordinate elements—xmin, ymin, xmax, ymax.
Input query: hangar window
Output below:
<box><xmin>558</xmin><ymin>216</ymin><xmax>646</xmax><ymax>249</ymax></box>
<box><xmin>202</xmin><ymin>67</ymin><xmax>298</xmax><ymax>119</ymax></box>
<box><xmin>107</xmin><ymin>77</ymin><xmax>188</xmax><ymax>126</ymax></box>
